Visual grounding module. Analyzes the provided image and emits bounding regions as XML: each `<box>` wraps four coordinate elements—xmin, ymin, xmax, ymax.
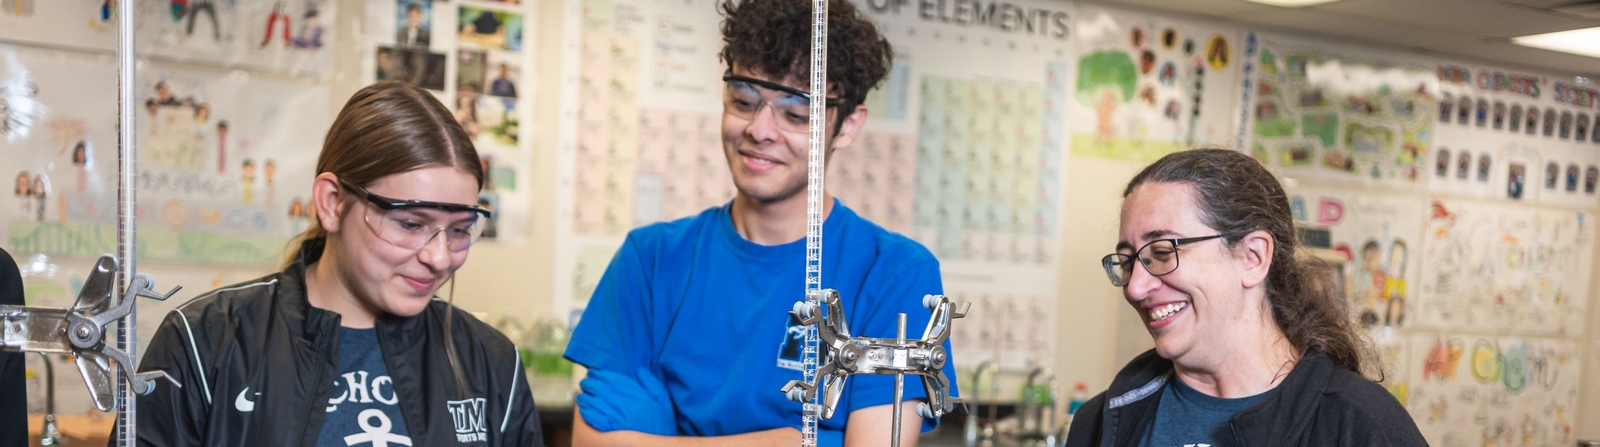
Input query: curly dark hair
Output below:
<box><xmin>1124</xmin><ymin>148</ymin><xmax>1375</xmax><ymax>379</ymax></box>
<box><xmin>718</xmin><ymin>0</ymin><xmax>893</xmax><ymax>110</ymax></box>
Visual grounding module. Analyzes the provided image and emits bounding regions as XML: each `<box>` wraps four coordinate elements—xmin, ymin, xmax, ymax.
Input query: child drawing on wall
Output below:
<box><xmin>1383</xmin><ymin>240</ymin><xmax>1408</xmax><ymax>327</ymax></box>
<box><xmin>240</xmin><ymin>158</ymin><xmax>255</xmax><ymax>204</ymax></box>
<box><xmin>1350</xmin><ymin>240</ymin><xmax>1385</xmax><ymax>327</ymax></box>
<box><xmin>72</xmin><ymin>141</ymin><xmax>90</xmax><ymax>192</ymax></box>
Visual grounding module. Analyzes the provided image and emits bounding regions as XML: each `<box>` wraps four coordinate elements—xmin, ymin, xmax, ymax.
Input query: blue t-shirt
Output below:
<box><xmin>565</xmin><ymin>200</ymin><xmax>956</xmax><ymax>445</ymax></box>
<box><xmin>317</xmin><ymin>327</ymin><xmax>411</xmax><ymax>447</ymax></box>
<box><xmin>1141</xmin><ymin>376</ymin><xmax>1265</xmax><ymax>447</ymax></box>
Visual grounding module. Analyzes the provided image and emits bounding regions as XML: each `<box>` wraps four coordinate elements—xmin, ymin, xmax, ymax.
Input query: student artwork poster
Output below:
<box><xmin>1415</xmin><ymin>199</ymin><xmax>1592</xmax><ymax>336</ymax></box>
<box><xmin>1286</xmin><ymin>187</ymin><xmax>1422</xmax><ymax>394</ymax></box>
<box><xmin>0</xmin><ymin>1</ymin><xmax>337</xmax><ymax>75</ymax></box>
<box><xmin>0</xmin><ymin>1</ymin><xmax>116</xmax><ymax>51</ymax></box>
<box><xmin>3</xmin><ymin>45</ymin><xmax>118</xmax><ymax>245</ymax></box>
<box><xmin>1404</xmin><ymin>333</ymin><xmax>1578</xmax><ymax>447</ymax></box>
<box><xmin>2</xmin><ymin>45</ymin><xmax>329</xmax><ymax>265</ymax></box>
<box><xmin>1241</xmin><ymin>32</ymin><xmax>1436</xmax><ymax>187</ymax></box>
<box><xmin>1070</xmin><ymin>4</ymin><xmax>1243</xmax><ymax>162</ymax></box>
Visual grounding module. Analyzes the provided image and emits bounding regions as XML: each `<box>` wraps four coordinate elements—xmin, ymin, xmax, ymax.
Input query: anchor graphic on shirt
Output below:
<box><xmin>344</xmin><ymin>409</ymin><xmax>412</xmax><ymax>447</ymax></box>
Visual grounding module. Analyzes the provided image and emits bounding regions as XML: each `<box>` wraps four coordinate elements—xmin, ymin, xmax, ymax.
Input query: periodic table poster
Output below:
<box><xmin>552</xmin><ymin>0</ymin><xmax>1075</xmax><ymax>371</ymax></box>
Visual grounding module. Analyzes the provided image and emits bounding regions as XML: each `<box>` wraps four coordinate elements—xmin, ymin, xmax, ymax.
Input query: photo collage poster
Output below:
<box><xmin>0</xmin><ymin>0</ymin><xmax>338</xmax><ymax>76</ymax></box>
<box><xmin>363</xmin><ymin>0</ymin><xmax>534</xmax><ymax>243</ymax></box>
<box><xmin>1241</xmin><ymin>32</ymin><xmax>1437</xmax><ymax>187</ymax></box>
<box><xmin>1070</xmin><ymin>4</ymin><xmax>1243</xmax><ymax>162</ymax></box>
<box><xmin>1431</xmin><ymin>61</ymin><xmax>1600</xmax><ymax>208</ymax></box>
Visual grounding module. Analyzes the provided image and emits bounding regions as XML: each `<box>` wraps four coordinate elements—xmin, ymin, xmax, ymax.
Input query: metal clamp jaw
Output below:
<box><xmin>1</xmin><ymin>254</ymin><xmax>181</xmax><ymax>412</ymax></box>
<box><xmin>780</xmin><ymin>290</ymin><xmax>972</xmax><ymax>421</ymax></box>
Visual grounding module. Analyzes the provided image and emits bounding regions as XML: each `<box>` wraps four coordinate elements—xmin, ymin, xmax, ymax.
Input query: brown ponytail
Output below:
<box><xmin>286</xmin><ymin>81</ymin><xmax>483</xmax><ymax>391</ymax></box>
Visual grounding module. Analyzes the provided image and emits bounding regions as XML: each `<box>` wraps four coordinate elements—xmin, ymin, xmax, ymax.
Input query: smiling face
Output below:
<box><xmin>720</xmin><ymin>66</ymin><xmax>863</xmax><ymax>204</ymax></box>
<box><xmin>324</xmin><ymin>166</ymin><xmax>480</xmax><ymax>318</ymax></box>
<box><xmin>1118</xmin><ymin>181</ymin><xmax>1256</xmax><ymax>366</ymax></box>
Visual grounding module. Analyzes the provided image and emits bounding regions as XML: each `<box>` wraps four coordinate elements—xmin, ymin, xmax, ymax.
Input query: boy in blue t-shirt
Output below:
<box><xmin>563</xmin><ymin>0</ymin><xmax>957</xmax><ymax>445</ymax></box>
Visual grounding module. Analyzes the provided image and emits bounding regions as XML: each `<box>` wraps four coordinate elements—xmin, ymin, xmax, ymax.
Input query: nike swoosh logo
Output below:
<box><xmin>235</xmin><ymin>387</ymin><xmax>257</xmax><ymax>412</ymax></box>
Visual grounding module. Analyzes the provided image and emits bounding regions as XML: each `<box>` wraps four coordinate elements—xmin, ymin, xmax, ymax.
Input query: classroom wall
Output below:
<box><xmin>3</xmin><ymin>0</ymin><xmax>1597</xmax><ymax>440</ymax></box>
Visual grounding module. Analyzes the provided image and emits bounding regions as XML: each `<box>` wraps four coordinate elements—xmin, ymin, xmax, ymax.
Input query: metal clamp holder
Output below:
<box><xmin>2</xmin><ymin>254</ymin><xmax>181</xmax><ymax>412</ymax></box>
<box><xmin>781</xmin><ymin>290</ymin><xmax>971</xmax><ymax>446</ymax></box>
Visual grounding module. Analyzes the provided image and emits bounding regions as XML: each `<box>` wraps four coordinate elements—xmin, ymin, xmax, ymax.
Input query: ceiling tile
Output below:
<box><xmin>1081</xmin><ymin>0</ymin><xmax>1277</xmax><ymax>17</ymax></box>
<box><xmin>1242</xmin><ymin>8</ymin><xmax>1479</xmax><ymax>48</ymax></box>
<box><xmin>1310</xmin><ymin>0</ymin><xmax>1600</xmax><ymax>37</ymax></box>
<box><xmin>1423</xmin><ymin>41</ymin><xmax>1600</xmax><ymax>76</ymax></box>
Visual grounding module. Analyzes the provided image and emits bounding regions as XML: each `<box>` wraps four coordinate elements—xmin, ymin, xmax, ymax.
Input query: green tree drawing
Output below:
<box><xmin>1077</xmin><ymin>50</ymin><xmax>1138</xmax><ymax>144</ymax></box>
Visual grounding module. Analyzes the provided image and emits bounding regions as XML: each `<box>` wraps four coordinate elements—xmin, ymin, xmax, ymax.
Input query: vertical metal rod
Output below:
<box><xmin>892</xmin><ymin>313</ymin><xmax>906</xmax><ymax>447</ymax></box>
<box><xmin>115</xmin><ymin>0</ymin><xmax>138</xmax><ymax>444</ymax></box>
<box><xmin>800</xmin><ymin>0</ymin><xmax>829</xmax><ymax>446</ymax></box>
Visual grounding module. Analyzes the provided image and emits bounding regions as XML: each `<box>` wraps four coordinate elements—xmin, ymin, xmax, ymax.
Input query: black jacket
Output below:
<box><xmin>0</xmin><ymin>248</ymin><xmax>26</xmax><ymax>447</ymax></box>
<box><xmin>131</xmin><ymin>239</ymin><xmax>543</xmax><ymax>446</ymax></box>
<box><xmin>1065</xmin><ymin>349</ymin><xmax>1427</xmax><ymax>447</ymax></box>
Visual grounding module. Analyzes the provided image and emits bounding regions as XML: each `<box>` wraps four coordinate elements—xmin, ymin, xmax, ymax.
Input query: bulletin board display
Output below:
<box><xmin>1429</xmin><ymin>61</ymin><xmax>1600</xmax><ymax>208</ymax></box>
<box><xmin>2</xmin><ymin>43</ymin><xmax>329</xmax><ymax>266</ymax></box>
<box><xmin>1404</xmin><ymin>333</ymin><xmax>1579</xmax><ymax>447</ymax></box>
<box><xmin>361</xmin><ymin>0</ymin><xmax>538</xmax><ymax>244</ymax></box>
<box><xmin>1239</xmin><ymin>32</ymin><xmax>1438</xmax><ymax>188</ymax></box>
<box><xmin>1069</xmin><ymin>4</ymin><xmax>1243</xmax><ymax>162</ymax></box>
<box><xmin>0</xmin><ymin>0</ymin><xmax>338</xmax><ymax>76</ymax></box>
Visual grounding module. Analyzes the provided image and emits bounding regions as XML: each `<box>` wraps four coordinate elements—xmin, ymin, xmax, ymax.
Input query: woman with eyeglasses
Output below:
<box><xmin>1066</xmin><ymin>149</ymin><xmax>1424</xmax><ymax>447</ymax></box>
<box><xmin>131</xmin><ymin>81</ymin><xmax>543</xmax><ymax>446</ymax></box>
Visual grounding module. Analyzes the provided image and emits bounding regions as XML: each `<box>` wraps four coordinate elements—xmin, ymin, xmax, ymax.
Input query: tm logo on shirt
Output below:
<box><xmin>776</xmin><ymin>323</ymin><xmax>806</xmax><ymax>370</ymax></box>
<box><xmin>447</xmin><ymin>398</ymin><xmax>488</xmax><ymax>443</ymax></box>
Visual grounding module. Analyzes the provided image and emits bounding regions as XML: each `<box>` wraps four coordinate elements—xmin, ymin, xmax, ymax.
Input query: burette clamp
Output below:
<box><xmin>1</xmin><ymin>254</ymin><xmax>181</xmax><ymax>412</ymax></box>
<box><xmin>780</xmin><ymin>290</ymin><xmax>972</xmax><ymax>420</ymax></box>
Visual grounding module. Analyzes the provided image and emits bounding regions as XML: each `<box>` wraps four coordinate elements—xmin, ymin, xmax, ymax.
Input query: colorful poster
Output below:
<box><xmin>1070</xmin><ymin>5</ymin><xmax>1243</xmax><ymax>162</ymax></box>
<box><xmin>1415</xmin><ymin>200</ymin><xmax>1592</xmax><ymax>336</ymax></box>
<box><xmin>1241</xmin><ymin>32</ymin><xmax>1437</xmax><ymax>187</ymax></box>
<box><xmin>1287</xmin><ymin>187</ymin><xmax>1425</xmax><ymax>396</ymax></box>
<box><xmin>0</xmin><ymin>1</ymin><xmax>337</xmax><ymax>76</ymax></box>
<box><xmin>1405</xmin><ymin>333</ymin><xmax>1579</xmax><ymax>447</ymax></box>
<box><xmin>3</xmin><ymin>44</ymin><xmax>331</xmax><ymax>266</ymax></box>
<box><xmin>1431</xmin><ymin>62</ymin><xmax>1600</xmax><ymax>208</ymax></box>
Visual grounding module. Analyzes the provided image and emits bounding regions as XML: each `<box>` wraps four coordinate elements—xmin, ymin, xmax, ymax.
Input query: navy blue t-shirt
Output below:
<box><xmin>317</xmin><ymin>327</ymin><xmax>411</xmax><ymax>447</ymax></box>
<box><xmin>565</xmin><ymin>200</ymin><xmax>957</xmax><ymax>445</ymax></box>
<box><xmin>1141</xmin><ymin>376</ymin><xmax>1265</xmax><ymax>447</ymax></box>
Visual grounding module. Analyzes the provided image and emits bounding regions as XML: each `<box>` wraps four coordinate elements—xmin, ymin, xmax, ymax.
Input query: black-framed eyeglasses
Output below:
<box><xmin>338</xmin><ymin>179</ymin><xmax>491</xmax><ymax>252</ymax></box>
<box><xmin>722</xmin><ymin>73</ymin><xmax>844</xmax><ymax>134</ymax></box>
<box><xmin>1101</xmin><ymin>235</ymin><xmax>1224</xmax><ymax>287</ymax></box>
